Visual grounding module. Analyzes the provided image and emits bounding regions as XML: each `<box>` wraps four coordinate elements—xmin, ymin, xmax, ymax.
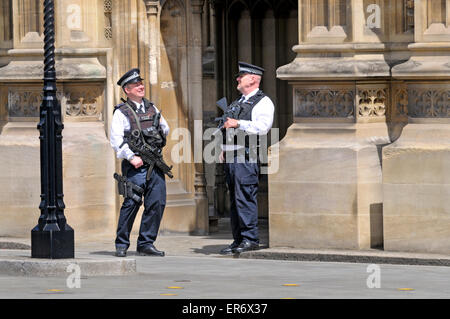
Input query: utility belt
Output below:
<box><xmin>224</xmin><ymin>146</ymin><xmax>259</xmax><ymax>163</ymax></box>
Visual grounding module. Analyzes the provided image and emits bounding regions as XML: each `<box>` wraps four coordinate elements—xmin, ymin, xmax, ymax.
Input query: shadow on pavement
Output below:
<box><xmin>85</xmin><ymin>218</ymin><xmax>269</xmax><ymax>258</ymax></box>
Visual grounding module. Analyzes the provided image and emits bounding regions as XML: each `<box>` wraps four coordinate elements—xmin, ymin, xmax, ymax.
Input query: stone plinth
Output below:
<box><xmin>62</xmin><ymin>122</ymin><xmax>117</xmax><ymax>241</ymax></box>
<box><xmin>0</xmin><ymin>122</ymin><xmax>40</xmax><ymax>237</ymax></box>
<box><xmin>160</xmin><ymin>196</ymin><xmax>199</xmax><ymax>235</ymax></box>
<box><xmin>0</xmin><ymin>122</ymin><xmax>117</xmax><ymax>241</ymax></box>
<box><xmin>269</xmin><ymin>123</ymin><xmax>390</xmax><ymax>250</ymax></box>
<box><xmin>383</xmin><ymin>123</ymin><xmax>450</xmax><ymax>254</ymax></box>
<box><xmin>0</xmin><ymin>257</ymin><xmax>136</xmax><ymax>277</ymax></box>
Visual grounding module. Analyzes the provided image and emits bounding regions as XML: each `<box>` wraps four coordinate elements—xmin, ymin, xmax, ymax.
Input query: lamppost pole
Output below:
<box><xmin>31</xmin><ymin>0</ymin><xmax>74</xmax><ymax>259</ymax></box>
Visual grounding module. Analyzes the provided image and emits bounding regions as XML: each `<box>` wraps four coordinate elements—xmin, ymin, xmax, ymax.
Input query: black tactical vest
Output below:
<box><xmin>226</xmin><ymin>90</ymin><xmax>267</xmax><ymax>150</ymax></box>
<box><xmin>114</xmin><ymin>98</ymin><xmax>164</xmax><ymax>149</ymax></box>
<box><xmin>115</xmin><ymin>98</ymin><xmax>156</xmax><ymax>133</ymax></box>
<box><xmin>236</xmin><ymin>90</ymin><xmax>266</xmax><ymax>121</ymax></box>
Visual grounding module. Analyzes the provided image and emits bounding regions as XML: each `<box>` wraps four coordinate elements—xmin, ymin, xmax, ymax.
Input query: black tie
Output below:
<box><xmin>231</xmin><ymin>97</ymin><xmax>244</xmax><ymax>116</ymax></box>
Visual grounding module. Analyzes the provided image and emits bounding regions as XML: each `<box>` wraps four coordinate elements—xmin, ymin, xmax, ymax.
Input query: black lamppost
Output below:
<box><xmin>31</xmin><ymin>0</ymin><xmax>74</xmax><ymax>259</ymax></box>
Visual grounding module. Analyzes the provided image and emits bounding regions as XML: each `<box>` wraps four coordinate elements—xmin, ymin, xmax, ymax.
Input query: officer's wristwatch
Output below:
<box><xmin>236</xmin><ymin>120</ymin><xmax>241</xmax><ymax>128</ymax></box>
<box><xmin>129</xmin><ymin>155</ymin><xmax>135</xmax><ymax>162</ymax></box>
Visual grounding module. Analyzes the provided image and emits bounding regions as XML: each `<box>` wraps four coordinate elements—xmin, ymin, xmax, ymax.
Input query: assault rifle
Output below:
<box><xmin>214</xmin><ymin>97</ymin><xmax>245</xmax><ymax>145</ymax></box>
<box><xmin>215</xmin><ymin>97</ymin><xmax>235</xmax><ymax>130</ymax></box>
<box><xmin>128</xmin><ymin>129</ymin><xmax>174</xmax><ymax>180</ymax></box>
<box><xmin>119</xmin><ymin>97</ymin><xmax>173</xmax><ymax>179</ymax></box>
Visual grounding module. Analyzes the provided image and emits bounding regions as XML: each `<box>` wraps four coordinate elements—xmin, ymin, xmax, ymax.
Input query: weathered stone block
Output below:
<box><xmin>383</xmin><ymin>124</ymin><xmax>450</xmax><ymax>253</ymax></box>
<box><xmin>269</xmin><ymin>123</ymin><xmax>389</xmax><ymax>250</ymax></box>
<box><xmin>0</xmin><ymin>122</ymin><xmax>117</xmax><ymax>241</ymax></box>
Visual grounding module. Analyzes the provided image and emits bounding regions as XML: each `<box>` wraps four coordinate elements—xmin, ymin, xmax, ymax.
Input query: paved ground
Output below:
<box><xmin>1</xmin><ymin>219</ymin><xmax>450</xmax><ymax>300</ymax></box>
<box><xmin>1</xmin><ymin>253</ymin><xmax>450</xmax><ymax>299</ymax></box>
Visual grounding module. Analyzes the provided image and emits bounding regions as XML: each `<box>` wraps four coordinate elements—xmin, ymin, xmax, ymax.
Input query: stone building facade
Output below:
<box><xmin>0</xmin><ymin>0</ymin><xmax>211</xmax><ymax>240</ymax></box>
<box><xmin>0</xmin><ymin>0</ymin><xmax>449</xmax><ymax>254</ymax></box>
<box><xmin>272</xmin><ymin>0</ymin><xmax>450</xmax><ymax>254</ymax></box>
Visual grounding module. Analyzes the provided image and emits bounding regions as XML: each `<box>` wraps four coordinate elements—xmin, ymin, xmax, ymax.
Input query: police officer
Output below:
<box><xmin>219</xmin><ymin>62</ymin><xmax>274</xmax><ymax>255</ymax></box>
<box><xmin>110</xmin><ymin>68</ymin><xmax>170</xmax><ymax>257</ymax></box>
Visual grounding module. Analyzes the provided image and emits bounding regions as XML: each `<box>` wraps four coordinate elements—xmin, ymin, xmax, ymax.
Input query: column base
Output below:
<box><xmin>383</xmin><ymin>123</ymin><xmax>450</xmax><ymax>254</ymax></box>
<box><xmin>269</xmin><ymin>122</ymin><xmax>390</xmax><ymax>250</ymax></box>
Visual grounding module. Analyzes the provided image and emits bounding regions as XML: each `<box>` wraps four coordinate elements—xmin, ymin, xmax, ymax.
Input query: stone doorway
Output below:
<box><xmin>211</xmin><ymin>0</ymin><xmax>298</xmax><ymax>224</ymax></box>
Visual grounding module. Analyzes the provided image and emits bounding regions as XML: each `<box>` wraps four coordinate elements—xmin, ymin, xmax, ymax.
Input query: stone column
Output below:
<box><xmin>201</xmin><ymin>0</ymin><xmax>220</xmax><ymax>230</ymax></box>
<box><xmin>384</xmin><ymin>0</ymin><xmax>450</xmax><ymax>254</ymax></box>
<box><xmin>0</xmin><ymin>1</ymin><xmax>13</xmax><ymax>49</ymax></box>
<box><xmin>0</xmin><ymin>1</ymin><xmax>12</xmax><ymax>126</ymax></box>
<box><xmin>210</xmin><ymin>0</ymin><xmax>228</xmax><ymax>220</ymax></box>
<box><xmin>145</xmin><ymin>0</ymin><xmax>160</xmax><ymax>102</ymax></box>
<box><xmin>271</xmin><ymin>0</ymin><xmax>394</xmax><ymax>250</ymax></box>
<box><xmin>13</xmin><ymin>0</ymin><xmax>43</xmax><ymax>49</ymax></box>
<box><xmin>190</xmin><ymin>0</ymin><xmax>209</xmax><ymax>234</ymax></box>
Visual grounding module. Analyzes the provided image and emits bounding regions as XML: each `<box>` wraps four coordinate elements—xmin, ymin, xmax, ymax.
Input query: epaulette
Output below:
<box><xmin>113</xmin><ymin>103</ymin><xmax>126</xmax><ymax>114</ymax></box>
<box><xmin>244</xmin><ymin>90</ymin><xmax>266</xmax><ymax>105</ymax></box>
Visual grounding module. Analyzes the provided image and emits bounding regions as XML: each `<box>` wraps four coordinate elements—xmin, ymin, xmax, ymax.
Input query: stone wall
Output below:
<box><xmin>0</xmin><ymin>0</ymin><xmax>210</xmax><ymax>241</ymax></box>
<box><xmin>0</xmin><ymin>0</ymin><xmax>448</xmax><ymax>254</ymax></box>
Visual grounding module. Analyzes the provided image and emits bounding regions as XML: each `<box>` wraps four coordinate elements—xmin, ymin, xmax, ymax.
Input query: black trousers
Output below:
<box><xmin>224</xmin><ymin>158</ymin><xmax>260</xmax><ymax>244</ymax></box>
<box><xmin>115</xmin><ymin>161</ymin><xmax>166</xmax><ymax>250</ymax></box>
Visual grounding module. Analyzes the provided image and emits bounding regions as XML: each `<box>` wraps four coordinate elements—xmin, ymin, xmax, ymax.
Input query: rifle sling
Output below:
<box><xmin>124</xmin><ymin>101</ymin><xmax>156</xmax><ymax>150</ymax></box>
<box><xmin>124</xmin><ymin>101</ymin><xmax>144</xmax><ymax>135</ymax></box>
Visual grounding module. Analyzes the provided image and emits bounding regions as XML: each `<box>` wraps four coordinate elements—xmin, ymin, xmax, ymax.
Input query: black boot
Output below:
<box><xmin>137</xmin><ymin>244</ymin><xmax>165</xmax><ymax>257</ymax></box>
<box><xmin>234</xmin><ymin>239</ymin><xmax>259</xmax><ymax>254</ymax></box>
<box><xmin>115</xmin><ymin>247</ymin><xmax>127</xmax><ymax>257</ymax></box>
<box><xmin>219</xmin><ymin>241</ymin><xmax>240</xmax><ymax>255</ymax></box>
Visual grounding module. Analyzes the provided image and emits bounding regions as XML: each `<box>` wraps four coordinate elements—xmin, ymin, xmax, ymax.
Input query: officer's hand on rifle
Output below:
<box><xmin>223</xmin><ymin>118</ymin><xmax>240</xmax><ymax>129</ymax></box>
<box><xmin>130</xmin><ymin>155</ymin><xmax>144</xmax><ymax>169</ymax></box>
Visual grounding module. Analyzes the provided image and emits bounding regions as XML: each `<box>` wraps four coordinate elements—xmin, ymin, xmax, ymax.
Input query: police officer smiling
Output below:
<box><xmin>220</xmin><ymin>62</ymin><xmax>275</xmax><ymax>255</ymax></box>
<box><xmin>110</xmin><ymin>68</ymin><xmax>170</xmax><ymax>257</ymax></box>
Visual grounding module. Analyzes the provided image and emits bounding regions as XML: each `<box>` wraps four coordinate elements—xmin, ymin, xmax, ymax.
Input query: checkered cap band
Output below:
<box><xmin>238</xmin><ymin>66</ymin><xmax>263</xmax><ymax>76</ymax></box>
<box><xmin>120</xmin><ymin>72</ymin><xmax>140</xmax><ymax>87</ymax></box>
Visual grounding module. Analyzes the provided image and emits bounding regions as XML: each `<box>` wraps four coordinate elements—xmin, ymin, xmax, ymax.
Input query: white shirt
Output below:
<box><xmin>238</xmin><ymin>88</ymin><xmax>274</xmax><ymax>135</ymax></box>
<box><xmin>110</xmin><ymin>100</ymin><xmax>170</xmax><ymax>160</ymax></box>
<box><xmin>222</xmin><ymin>88</ymin><xmax>274</xmax><ymax>151</ymax></box>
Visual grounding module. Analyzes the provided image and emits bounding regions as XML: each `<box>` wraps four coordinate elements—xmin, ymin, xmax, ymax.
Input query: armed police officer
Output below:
<box><xmin>110</xmin><ymin>68</ymin><xmax>170</xmax><ymax>257</ymax></box>
<box><xmin>219</xmin><ymin>62</ymin><xmax>274</xmax><ymax>255</ymax></box>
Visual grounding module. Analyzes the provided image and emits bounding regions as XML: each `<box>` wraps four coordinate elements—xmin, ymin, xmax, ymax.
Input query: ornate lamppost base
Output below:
<box><xmin>31</xmin><ymin>226</ymin><xmax>74</xmax><ymax>259</ymax></box>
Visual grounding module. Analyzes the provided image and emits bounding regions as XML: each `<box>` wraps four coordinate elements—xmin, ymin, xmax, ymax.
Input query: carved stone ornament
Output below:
<box><xmin>7</xmin><ymin>85</ymin><xmax>103</xmax><ymax>121</ymax></box>
<box><xmin>393</xmin><ymin>85</ymin><xmax>408</xmax><ymax>117</ymax></box>
<box><xmin>408</xmin><ymin>88</ymin><xmax>450</xmax><ymax>118</ymax></box>
<box><xmin>358</xmin><ymin>88</ymin><xmax>387</xmax><ymax>118</ymax></box>
<box><xmin>65</xmin><ymin>87</ymin><xmax>103</xmax><ymax>119</ymax></box>
<box><xmin>8</xmin><ymin>90</ymin><xmax>42</xmax><ymax>118</ymax></box>
<box><xmin>294</xmin><ymin>88</ymin><xmax>354</xmax><ymax>118</ymax></box>
<box><xmin>104</xmin><ymin>0</ymin><xmax>112</xmax><ymax>40</ymax></box>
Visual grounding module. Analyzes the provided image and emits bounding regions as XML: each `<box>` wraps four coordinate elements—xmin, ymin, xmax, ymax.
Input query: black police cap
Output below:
<box><xmin>117</xmin><ymin>68</ymin><xmax>144</xmax><ymax>87</ymax></box>
<box><xmin>236</xmin><ymin>61</ymin><xmax>265</xmax><ymax>77</ymax></box>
